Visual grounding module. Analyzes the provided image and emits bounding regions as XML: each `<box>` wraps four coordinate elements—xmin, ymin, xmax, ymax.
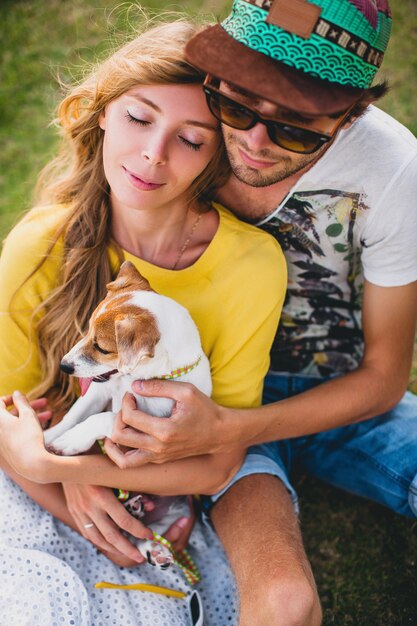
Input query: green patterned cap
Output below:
<box><xmin>222</xmin><ymin>0</ymin><xmax>392</xmax><ymax>89</ymax></box>
<box><xmin>186</xmin><ymin>0</ymin><xmax>392</xmax><ymax>115</ymax></box>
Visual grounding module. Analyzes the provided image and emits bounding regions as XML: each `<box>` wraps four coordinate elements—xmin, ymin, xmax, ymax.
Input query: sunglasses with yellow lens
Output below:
<box><xmin>203</xmin><ymin>76</ymin><xmax>351</xmax><ymax>154</ymax></box>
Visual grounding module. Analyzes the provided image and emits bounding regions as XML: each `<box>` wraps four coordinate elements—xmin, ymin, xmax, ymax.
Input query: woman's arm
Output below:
<box><xmin>0</xmin><ymin>392</ymin><xmax>244</xmax><ymax>495</ymax></box>
<box><xmin>0</xmin><ymin>396</ymin><xmax>73</xmax><ymax>524</ymax></box>
<box><xmin>43</xmin><ymin>450</ymin><xmax>242</xmax><ymax>495</ymax></box>
<box><xmin>0</xmin><ymin>395</ymin><xmax>157</xmax><ymax>565</ymax></box>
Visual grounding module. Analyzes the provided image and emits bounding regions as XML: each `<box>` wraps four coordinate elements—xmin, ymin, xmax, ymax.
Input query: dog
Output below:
<box><xmin>44</xmin><ymin>260</ymin><xmax>212</xmax><ymax>569</ymax></box>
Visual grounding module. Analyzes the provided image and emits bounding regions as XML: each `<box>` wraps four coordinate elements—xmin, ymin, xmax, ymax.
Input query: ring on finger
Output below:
<box><xmin>83</xmin><ymin>522</ymin><xmax>95</xmax><ymax>529</ymax></box>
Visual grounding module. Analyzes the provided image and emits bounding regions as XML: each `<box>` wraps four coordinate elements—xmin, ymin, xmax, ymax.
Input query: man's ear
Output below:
<box><xmin>115</xmin><ymin>314</ymin><xmax>160</xmax><ymax>374</ymax></box>
<box><xmin>107</xmin><ymin>261</ymin><xmax>153</xmax><ymax>294</ymax></box>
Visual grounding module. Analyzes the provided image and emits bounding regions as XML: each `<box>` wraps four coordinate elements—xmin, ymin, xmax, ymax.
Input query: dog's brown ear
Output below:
<box><xmin>107</xmin><ymin>261</ymin><xmax>153</xmax><ymax>293</ymax></box>
<box><xmin>115</xmin><ymin>312</ymin><xmax>160</xmax><ymax>374</ymax></box>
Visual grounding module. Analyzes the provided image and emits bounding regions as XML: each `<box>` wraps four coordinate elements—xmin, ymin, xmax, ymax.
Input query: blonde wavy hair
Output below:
<box><xmin>17</xmin><ymin>17</ymin><xmax>229</xmax><ymax>414</ymax></box>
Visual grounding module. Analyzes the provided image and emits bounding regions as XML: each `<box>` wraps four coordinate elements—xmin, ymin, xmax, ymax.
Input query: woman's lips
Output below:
<box><xmin>238</xmin><ymin>148</ymin><xmax>277</xmax><ymax>170</ymax></box>
<box><xmin>123</xmin><ymin>167</ymin><xmax>165</xmax><ymax>191</ymax></box>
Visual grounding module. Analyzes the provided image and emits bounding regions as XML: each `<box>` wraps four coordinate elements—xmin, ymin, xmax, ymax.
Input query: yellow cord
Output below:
<box><xmin>95</xmin><ymin>581</ymin><xmax>186</xmax><ymax>598</ymax></box>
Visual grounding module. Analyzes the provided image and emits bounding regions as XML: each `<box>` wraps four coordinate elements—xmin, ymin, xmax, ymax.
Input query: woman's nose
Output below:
<box><xmin>142</xmin><ymin>142</ymin><xmax>166</xmax><ymax>166</ymax></box>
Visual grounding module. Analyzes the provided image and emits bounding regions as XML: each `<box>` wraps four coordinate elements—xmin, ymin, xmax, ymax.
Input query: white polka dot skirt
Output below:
<box><xmin>0</xmin><ymin>472</ymin><xmax>238</xmax><ymax>625</ymax></box>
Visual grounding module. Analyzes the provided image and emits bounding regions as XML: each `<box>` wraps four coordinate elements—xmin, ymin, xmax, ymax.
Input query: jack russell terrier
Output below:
<box><xmin>44</xmin><ymin>261</ymin><xmax>212</xmax><ymax>569</ymax></box>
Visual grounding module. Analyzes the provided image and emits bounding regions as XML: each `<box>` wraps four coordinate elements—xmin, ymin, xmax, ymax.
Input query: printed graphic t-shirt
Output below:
<box><xmin>257</xmin><ymin>106</ymin><xmax>417</xmax><ymax>377</ymax></box>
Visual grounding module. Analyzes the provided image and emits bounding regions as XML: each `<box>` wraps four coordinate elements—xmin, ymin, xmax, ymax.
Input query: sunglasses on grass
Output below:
<box><xmin>203</xmin><ymin>76</ymin><xmax>350</xmax><ymax>155</ymax></box>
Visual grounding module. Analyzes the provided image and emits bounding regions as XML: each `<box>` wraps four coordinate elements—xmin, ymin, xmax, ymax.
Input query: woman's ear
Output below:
<box><xmin>99</xmin><ymin>110</ymin><xmax>106</xmax><ymax>131</ymax></box>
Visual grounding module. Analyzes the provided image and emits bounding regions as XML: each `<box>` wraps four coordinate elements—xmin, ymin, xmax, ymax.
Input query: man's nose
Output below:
<box><xmin>242</xmin><ymin>122</ymin><xmax>272</xmax><ymax>152</ymax></box>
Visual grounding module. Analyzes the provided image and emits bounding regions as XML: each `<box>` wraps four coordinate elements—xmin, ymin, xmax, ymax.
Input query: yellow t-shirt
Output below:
<box><xmin>0</xmin><ymin>203</ymin><xmax>286</xmax><ymax>408</ymax></box>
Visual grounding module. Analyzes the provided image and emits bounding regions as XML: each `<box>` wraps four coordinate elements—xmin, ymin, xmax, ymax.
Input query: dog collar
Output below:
<box><xmin>157</xmin><ymin>356</ymin><xmax>202</xmax><ymax>380</ymax></box>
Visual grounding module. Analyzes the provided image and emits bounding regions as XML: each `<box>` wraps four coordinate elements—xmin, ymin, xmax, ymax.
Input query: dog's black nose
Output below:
<box><xmin>60</xmin><ymin>361</ymin><xmax>74</xmax><ymax>374</ymax></box>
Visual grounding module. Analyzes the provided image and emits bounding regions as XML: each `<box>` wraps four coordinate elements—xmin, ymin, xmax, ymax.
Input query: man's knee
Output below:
<box><xmin>240</xmin><ymin>575</ymin><xmax>322</xmax><ymax>626</ymax></box>
<box><xmin>267</xmin><ymin>576</ymin><xmax>322</xmax><ymax>626</ymax></box>
<box><xmin>211</xmin><ymin>474</ymin><xmax>322</xmax><ymax>625</ymax></box>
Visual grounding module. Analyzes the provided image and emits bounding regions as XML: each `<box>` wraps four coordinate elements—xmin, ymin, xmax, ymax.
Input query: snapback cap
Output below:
<box><xmin>186</xmin><ymin>0</ymin><xmax>392</xmax><ymax>116</ymax></box>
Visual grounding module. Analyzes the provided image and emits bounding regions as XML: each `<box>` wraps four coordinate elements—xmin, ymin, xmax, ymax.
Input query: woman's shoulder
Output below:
<box><xmin>1</xmin><ymin>204</ymin><xmax>71</xmax><ymax>282</ymax></box>
<box><xmin>3</xmin><ymin>204</ymin><xmax>70</xmax><ymax>256</ymax></box>
<box><xmin>215</xmin><ymin>202</ymin><xmax>274</xmax><ymax>237</ymax></box>
<box><xmin>6</xmin><ymin>204</ymin><xmax>71</xmax><ymax>241</ymax></box>
<box><xmin>208</xmin><ymin>203</ymin><xmax>287</xmax><ymax>306</ymax></box>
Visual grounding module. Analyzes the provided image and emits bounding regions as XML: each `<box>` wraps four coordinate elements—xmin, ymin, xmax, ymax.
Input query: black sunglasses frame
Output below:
<box><xmin>203</xmin><ymin>77</ymin><xmax>345</xmax><ymax>155</ymax></box>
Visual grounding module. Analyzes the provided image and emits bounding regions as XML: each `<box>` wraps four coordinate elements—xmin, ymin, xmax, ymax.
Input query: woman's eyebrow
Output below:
<box><xmin>183</xmin><ymin>120</ymin><xmax>219</xmax><ymax>131</ymax></box>
<box><xmin>131</xmin><ymin>95</ymin><xmax>161</xmax><ymax>112</ymax></box>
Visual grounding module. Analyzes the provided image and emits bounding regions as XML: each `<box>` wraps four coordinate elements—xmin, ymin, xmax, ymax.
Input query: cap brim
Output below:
<box><xmin>185</xmin><ymin>24</ymin><xmax>363</xmax><ymax>117</ymax></box>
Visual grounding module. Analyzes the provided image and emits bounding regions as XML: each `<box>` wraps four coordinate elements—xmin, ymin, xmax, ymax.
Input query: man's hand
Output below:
<box><xmin>104</xmin><ymin>383</ymin><xmax>232</xmax><ymax>468</ymax></box>
<box><xmin>62</xmin><ymin>483</ymin><xmax>153</xmax><ymax>566</ymax></box>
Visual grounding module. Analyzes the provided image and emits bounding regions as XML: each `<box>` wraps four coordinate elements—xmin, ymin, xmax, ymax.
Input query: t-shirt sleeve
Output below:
<box><xmin>0</xmin><ymin>208</ymin><xmax>63</xmax><ymax>395</ymax></box>
<box><xmin>209</xmin><ymin>236</ymin><xmax>287</xmax><ymax>409</ymax></box>
<box><xmin>360</xmin><ymin>154</ymin><xmax>417</xmax><ymax>287</ymax></box>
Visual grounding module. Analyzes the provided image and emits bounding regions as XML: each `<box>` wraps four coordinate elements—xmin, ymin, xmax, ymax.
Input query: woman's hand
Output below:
<box><xmin>0</xmin><ymin>391</ymin><xmax>49</xmax><ymax>477</ymax></box>
<box><xmin>2</xmin><ymin>394</ymin><xmax>52</xmax><ymax>425</ymax></box>
<box><xmin>62</xmin><ymin>482</ymin><xmax>154</xmax><ymax>567</ymax></box>
<box><xmin>163</xmin><ymin>495</ymin><xmax>196</xmax><ymax>551</ymax></box>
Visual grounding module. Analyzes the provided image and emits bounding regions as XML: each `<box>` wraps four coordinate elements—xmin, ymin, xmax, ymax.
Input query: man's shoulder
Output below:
<box><xmin>302</xmin><ymin>107</ymin><xmax>417</xmax><ymax>195</ymax></box>
<box><xmin>327</xmin><ymin>105</ymin><xmax>417</xmax><ymax>168</ymax></box>
<box><xmin>357</xmin><ymin>106</ymin><xmax>417</xmax><ymax>151</ymax></box>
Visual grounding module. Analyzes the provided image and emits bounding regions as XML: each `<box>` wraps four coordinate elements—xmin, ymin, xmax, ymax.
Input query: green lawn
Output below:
<box><xmin>1</xmin><ymin>1</ymin><xmax>417</xmax><ymax>624</ymax></box>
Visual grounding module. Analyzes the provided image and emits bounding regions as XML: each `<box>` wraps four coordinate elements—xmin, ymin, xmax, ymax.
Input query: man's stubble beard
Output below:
<box><xmin>223</xmin><ymin>130</ymin><xmax>318</xmax><ymax>188</ymax></box>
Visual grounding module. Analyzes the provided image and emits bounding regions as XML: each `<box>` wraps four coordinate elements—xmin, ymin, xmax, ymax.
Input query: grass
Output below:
<box><xmin>1</xmin><ymin>1</ymin><xmax>416</xmax><ymax>624</ymax></box>
<box><xmin>299</xmin><ymin>475</ymin><xmax>417</xmax><ymax>626</ymax></box>
<box><xmin>378</xmin><ymin>1</ymin><xmax>417</xmax><ymax>137</ymax></box>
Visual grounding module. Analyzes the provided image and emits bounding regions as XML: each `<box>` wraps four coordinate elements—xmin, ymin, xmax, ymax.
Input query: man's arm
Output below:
<box><xmin>104</xmin><ymin>280</ymin><xmax>417</xmax><ymax>466</ymax></box>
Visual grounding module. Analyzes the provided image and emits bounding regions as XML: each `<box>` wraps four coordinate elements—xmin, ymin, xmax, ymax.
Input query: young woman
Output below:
<box><xmin>0</xmin><ymin>18</ymin><xmax>286</xmax><ymax>626</ymax></box>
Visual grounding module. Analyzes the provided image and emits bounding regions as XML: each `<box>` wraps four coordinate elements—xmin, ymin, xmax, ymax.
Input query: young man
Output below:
<box><xmin>107</xmin><ymin>1</ymin><xmax>417</xmax><ymax>624</ymax></box>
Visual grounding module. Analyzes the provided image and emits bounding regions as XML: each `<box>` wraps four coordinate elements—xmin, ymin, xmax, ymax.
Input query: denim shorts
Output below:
<box><xmin>213</xmin><ymin>372</ymin><xmax>417</xmax><ymax>518</ymax></box>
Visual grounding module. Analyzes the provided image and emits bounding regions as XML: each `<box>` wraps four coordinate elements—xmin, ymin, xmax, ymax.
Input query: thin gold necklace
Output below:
<box><xmin>171</xmin><ymin>212</ymin><xmax>203</xmax><ymax>270</ymax></box>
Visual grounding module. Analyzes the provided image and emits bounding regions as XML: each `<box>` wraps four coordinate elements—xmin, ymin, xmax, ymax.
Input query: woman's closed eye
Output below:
<box><xmin>125</xmin><ymin>109</ymin><xmax>204</xmax><ymax>151</ymax></box>
<box><xmin>125</xmin><ymin>111</ymin><xmax>150</xmax><ymax>126</ymax></box>
<box><xmin>179</xmin><ymin>136</ymin><xmax>202</xmax><ymax>151</ymax></box>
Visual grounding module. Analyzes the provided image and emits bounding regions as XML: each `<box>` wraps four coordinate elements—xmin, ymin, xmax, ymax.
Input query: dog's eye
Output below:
<box><xmin>93</xmin><ymin>342</ymin><xmax>111</xmax><ymax>355</ymax></box>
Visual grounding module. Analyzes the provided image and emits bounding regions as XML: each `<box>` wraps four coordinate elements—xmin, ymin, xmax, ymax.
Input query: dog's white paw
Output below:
<box><xmin>141</xmin><ymin>540</ymin><xmax>174</xmax><ymax>570</ymax></box>
<box><xmin>44</xmin><ymin>424</ymin><xmax>65</xmax><ymax>446</ymax></box>
<box><xmin>46</xmin><ymin>412</ymin><xmax>115</xmax><ymax>456</ymax></box>
<box><xmin>47</xmin><ymin>429</ymin><xmax>96</xmax><ymax>456</ymax></box>
<box><xmin>48</xmin><ymin>440</ymin><xmax>84</xmax><ymax>456</ymax></box>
